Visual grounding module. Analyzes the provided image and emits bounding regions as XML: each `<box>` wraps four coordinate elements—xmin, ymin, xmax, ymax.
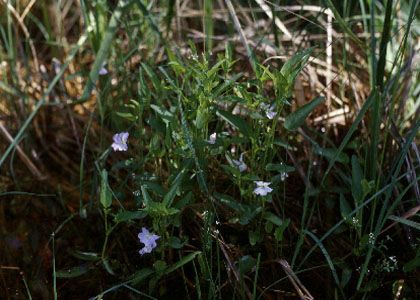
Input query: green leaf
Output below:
<box><xmin>341</xmin><ymin>269</ymin><xmax>352</xmax><ymax>288</ymax></box>
<box><xmin>113</xmin><ymin>210</ymin><xmax>147</xmax><ymax>223</ymax></box>
<box><xmin>274</xmin><ymin>219</ymin><xmax>290</xmax><ymax>241</ymax></box>
<box><xmin>216</xmin><ymin>110</ymin><xmax>253</xmax><ymax>137</ymax></box>
<box><xmin>70</xmin><ymin>251</ymin><xmax>100</xmax><ymax>262</ymax></box>
<box><xmin>163</xmin><ymin>167</ymin><xmax>187</xmax><ymax>206</ymax></box>
<box><xmin>102</xmin><ymin>258</ymin><xmax>115</xmax><ymax>275</ymax></box>
<box><xmin>321</xmin><ymin>92</ymin><xmax>375</xmax><ymax>183</ymax></box>
<box><xmin>100</xmin><ymin>169</ymin><xmax>112</xmax><ymax>209</ymax></box>
<box><xmin>262</xmin><ymin>211</ymin><xmax>283</xmax><ymax>226</ymax></box>
<box><xmin>150</xmin><ymin>104</ymin><xmax>174</xmax><ymax>124</ymax></box>
<box><xmin>143</xmin><ymin>201</ymin><xmax>180</xmax><ymax>218</ymax></box>
<box><xmin>351</xmin><ymin>155</ymin><xmax>363</xmax><ymax>203</ymax></box>
<box><xmin>361</xmin><ymin>179</ymin><xmax>375</xmax><ymax>197</ymax></box>
<box><xmin>403</xmin><ymin>253</ymin><xmax>420</xmax><ymax>272</ymax></box>
<box><xmin>273</xmin><ymin>138</ymin><xmax>296</xmax><ymax>150</ymax></box>
<box><xmin>305</xmin><ymin>230</ymin><xmax>340</xmax><ymax>286</ymax></box>
<box><xmin>324</xmin><ymin>0</ymin><xmax>363</xmax><ymax>47</ymax></box>
<box><xmin>141</xmin><ymin>62</ymin><xmax>162</xmax><ymax>92</ymax></box>
<box><xmin>0</xmin><ymin>81</ymin><xmax>22</xmax><ymax>97</ymax></box>
<box><xmin>153</xmin><ymin>260</ymin><xmax>167</xmax><ymax>273</ymax></box>
<box><xmin>314</xmin><ymin>147</ymin><xmax>349</xmax><ymax>164</ymax></box>
<box><xmin>56</xmin><ymin>265</ymin><xmax>89</xmax><ymax>278</ymax></box>
<box><xmin>195</xmin><ymin>106</ymin><xmax>210</xmax><ymax>129</ymax></box>
<box><xmin>280</xmin><ymin>48</ymin><xmax>313</xmax><ymax>84</ymax></box>
<box><xmin>164</xmin><ymin>251</ymin><xmax>201</xmax><ymax>274</ymax></box>
<box><xmin>249</xmin><ymin>230</ymin><xmax>261</xmax><ymax>246</ymax></box>
<box><xmin>215</xmin><ymin>193</ymin><xmax>262</xmax><ymax>225</ymax></box>
<box><xmin>340</xmin><ymin>194</ymin><xmax>352</xmax><ymax>221</ymax></box>
<box><xmin>115</xmin><ymin>111</ymin><xmax>137</xmax><ymax>121</ymax></box>
<box><xmin>388</xmin><ymin>215</ymin><xmax>420</xmax><ymax>231</ymax></box>
<box><xmin>128</xmin><ymin>268</ymin><xmax>154</xmax><ymax>285</ymax></box>
<box><xmin>168</xmin><ymin>236</ymin><xmax>183</xmax><ymax>249</ymax></box>
<box><xmin>80</xmin><ymin>0</ymin><xmax>130</xmax><ymax>101</ymax></box>
<box><xmin>238</xmin><ymin>255</ymin><xmax>256</xmax><ymax>275</ymax></box>
<box><xmin>284</xmin><ymin>96</ymin><xmax>324</xmax><ymax>131</ymax></box>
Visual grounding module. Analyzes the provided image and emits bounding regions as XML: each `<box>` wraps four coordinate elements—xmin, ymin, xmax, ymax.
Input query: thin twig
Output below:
<box><xmin>0</xmin><ymin>122</ymin><xmax>46</xmax><ymax>180</ymax></box>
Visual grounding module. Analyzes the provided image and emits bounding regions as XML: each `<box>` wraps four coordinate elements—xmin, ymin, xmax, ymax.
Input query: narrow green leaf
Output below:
<box><xmin>70</xmin><ymin>251</ymin><xmax>100</xmax><ymax>262</ymax></box>
<box><xmin>216</xmin><ymin>110</ymin><xmax>252</xmax><ymax>137</ymax></box>
<box><xmin>305</xmin><ymin>230</ymin><xmax>340</xmax><ymax>286</ymax></box>
<box><xmin>141</xmin><ymin>63</ymin><xmax>162</xmax><ymax>92</ymax></box>
<box><xmin>80</xmin><ymin>0</ymin><xmax>129</xmax><ymax>101</ymax></box>
<box><xmin>100</xmin><ymin>169</ymin><xmax>112</xmax><ymax>209</ymax></box>
<box><xmin>204</xmin><ymin>0</ymin><xmax>213</xmax><ymax>51</ymax></box>
<box><xmin>324</xmin><ymin>0</ymin><xmax>363</xmax><ymax>47</ymax></box>
<box><xmin>388</xmin><ymin>215</ymin><xmax>420</xmax><ymax>231</ymax></box>
<box><xmin>403</xmin><ymin>253</ymin><xmax>420</xmax><ymax>272</ymax></box>
<box><xmin>56</xmin><ymin>265</ymin><xmax>89</xmax><ymax>278</ymax></box>
<box><xmin>284</xmin><ymin>96</ymin><xmax>324</xmax><ymax>131</ymax></box>
<box><xmin>0</xmin><ymin>81</ymin><xmax>21</xmax><ymax>97</ymax></box>
<box><xmin>280</xmin><ymin>48</ymin><xmax>313</xmax><ymax>84</ymax></box>
<box><xmin>351</xmin><ymin>155</ymin><xmax>363</xmax><ymax>203</ymax></box>
<box><xmin>128</xmin><ymin>268</ymin><xmax>154</xmax><ymax>285</ymax></box>
<box><xmin>113</xmin><ymin>210</ymin><xmax>147</xmax><ymax>223</ymax></box>
<box><xmin>314</xmin><ymin>147</ymin><xmax>349</xmax><ymax>164</ymax></box>
<box><xmin>263</xmin><ymin>211</ymin><xmax>283</xmax><ymax>226</ymax></box>
<box><xmin>321</xmin><ymin>92</ymin><xmax>375</xmax><ymax>183</ymax></box>
<box><xmin>163</xmin><ymin>167</ymin><xmax>187</xmax><ymax>206</ymax></box>
<box><xmin>164</xmin><ymin>251</ymin><xmax>201</xmax><ymax>274</ymax></box>
<box><xmin>339</xmin><ymin>194</ymin><xmax>352</xmax><ymax>220</ymax></box>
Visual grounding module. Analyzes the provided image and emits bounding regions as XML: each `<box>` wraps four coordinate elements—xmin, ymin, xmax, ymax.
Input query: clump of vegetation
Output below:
<box><xmin>0</xmin><ymin>0</ymin><xmax>419</xmax><ymax>299</ymax></box>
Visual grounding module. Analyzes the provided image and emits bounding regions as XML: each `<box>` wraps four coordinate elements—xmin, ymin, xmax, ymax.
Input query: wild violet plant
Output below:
<box><xmin>92</xmin><ymin>47</ymin><xmax>316</xmax><ymax>298</ymax></box>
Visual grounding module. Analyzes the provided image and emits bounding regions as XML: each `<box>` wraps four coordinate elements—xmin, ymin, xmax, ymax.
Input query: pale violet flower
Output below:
<box><xmin>266</xmin><ymin>108</ymin><xmax>277</xmax><ymax>119</ymax></box>
<box><xmin>254</xmin><ymin>181</ymin><xmax>273</xmax><ymax>196</ymax></box>
<box><xmin>232</xmin><ymin>153</ymin><xmax>247</xmax><ymax>172</ymax></box>
<box><xmin>111</xmin><ymin>132</ymin><xmax>129</xmax><ymax>151</ymax></box>
<box><xmin>52</xmin><ymin>58</ymin><xmax>61</xmax><ymax>75</ymax></box>
<box><xmin>99</xmin><ymin>62</ymin><xmax>108</xmax><ymax>75</ymax></box>
<box><xmin>138</xmin><ymin>227</ymin><xmax>160</xmax><ymax>256</ymax></box>
<box><xmin>207</xmin><ymin>132</ymin><xmax>217</xmax><ymax>144</ymax></box>
<box><xmin>261</xmin><ymin>103</ymin><xmax>277</xmax><ymax>119</ymax></box>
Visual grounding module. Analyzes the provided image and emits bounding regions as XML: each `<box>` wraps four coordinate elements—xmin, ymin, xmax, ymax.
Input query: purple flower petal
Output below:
<box><xmin>138</xmin><ymin>227</ymin><xmax>160</xmax><ymax>256</ymax></box>
<box><xmin>111</xmin><ymin>132</ymin><xmax>129</xmax><ymax>152</ymax></box>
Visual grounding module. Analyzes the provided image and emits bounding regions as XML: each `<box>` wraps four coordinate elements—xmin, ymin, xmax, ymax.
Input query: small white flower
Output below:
<box><xmin>280</xmin><ymin>172</ymin><xmax>289</xmax><ymax>181</ymax></box>
<box><xmin>253</xmin><ymin>181</ymin><xmax>273</xmax><ymax>196</ymax></box>
<box><xmin>232</xmin><ymin>153</ymin><xmax>247</xmax><ymax>172</ymax></box>
<box><xmin>368</xmin><ymin>232</ymin><xmax>375</xmax><ymax>245</ymax></box>
<box><xmin>207</xmin><ymin>132</ymin><xmax>217</xmax><ymax>144</ymax></box>
<box><xmin>351</xmin><ymin>217</ymin><xmax>361</xmax><ymax>228</ymax></box>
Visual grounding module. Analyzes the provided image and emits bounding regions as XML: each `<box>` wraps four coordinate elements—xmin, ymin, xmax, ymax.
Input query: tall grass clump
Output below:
<box><xmin>0</xmin><ymin>0</ymin><xmax>419</xmax><ymax>299</ymax></box>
